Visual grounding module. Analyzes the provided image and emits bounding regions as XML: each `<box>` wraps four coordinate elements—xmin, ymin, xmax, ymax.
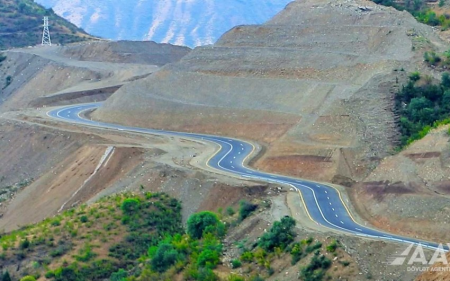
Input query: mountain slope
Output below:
<box><xmin>34</xmin><ymin>0</ymin><xmax>293</xmax><ymax>47</ymax></box>
<box><xmin>0</xmin><ymin>0</ymin><xmax>90</xmax><ymax>50</ymax></box>
<box><xmin>92</xmin><ymin>0</ymin><xmax>450</xmax><ymax>242</ymax></box>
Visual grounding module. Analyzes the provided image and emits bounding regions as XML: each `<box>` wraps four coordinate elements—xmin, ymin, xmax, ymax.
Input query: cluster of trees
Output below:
<box><xmin>396</xmin><ymin>72</ymin><xmax>450</xmax><ymax>145</ymax></box>
<box><xmin>371</xmin><ymin>0</ymin><xmax>450</xmax><ymax>30</ymax></box>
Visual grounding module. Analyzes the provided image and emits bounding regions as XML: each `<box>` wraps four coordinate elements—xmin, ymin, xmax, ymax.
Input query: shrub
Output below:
<box><xmin>305</xmin><ymin>241</ymin><xmax>322</xmax><ymax>254</ymax></box>
<box><xmin>19</xmin><ymin>277</ymin><xmax>36</xmax><ymax>281</ymax></box>
<box><xmin>258</xmin><ymin>216</ymin><xmax>296</xmax><ymax>251</ymax></box>
<box><xmin>240</xmin><ymin>251</ymin><xmax>254</xmax><ymax>262</ymax></box>
<box><xmin>20</xmin><ymin>238</ymin><xmax>30</xmax><ymax>250</ymax></box>
<box><xmin>74</xmin><ymin>244</ymin><xmax>97</xmax><ymax>262</ymax></box>
<box><xmin>326</xmin><ymin>240</ymin><xmax>338</xmax><ymax>253</ymax></box>
<box><xmin>228</xmin><ymin>274</ymin><xmax>245</xmax><ymax>281</ymax></box>
<box><xmin>197</xmin><ymin>268</ymin><xmax>219</xmax><ymax>281</ymax></box>
<box><xmin>80</xmin><ymin>215</ymin><xmax>88</xmax><ymax>223</ymax></box>
<box><xmin>409</xmin><ymin>71</ymin><xmax>420</xmax><ymax>82</ymax></box>
<box><xmin>151</xmin><ymin>243</ymin><xmax>183</xmax><ymax>272</ymax></box>
<box><xmin>110</xmin><ymin>269</ymin><xmax>128</xmax><ymax>281</ymax></box>
<box><xmin>238</xmin><ymin>200</ymin><xmax>258</xmax><ymax>221</ymax></box>
<box><xmin>290</xmin><ymin>242</ymin><xmax>304</xmax><ymax>265</ymax></box>
<box><xmin>187</xmin><ymin>211</ymin><xmax>224</xmax><ymax>239</ymax></box>
<box><xmin>300</xmin><ymin>253</ymin><xmax>332</xmax><ymax>281</ymax></box>
<box><xmin>1</xmin><ymin>272</ymin><xmax>11</xmax><ymax>281</ymax></box>
<box><xmin>424</xmin><ymin>51</ymin><xmax>441</xmax><ymax>65</ymax></box>
<box><xmin>197</xmin><ymin>248</ymin><xmax>220</xmax><ymax>269</ymax></box>
<box><xmin>231</xmin><ymin>259</ymin><xmax>242</xmax><ymax>269</ymax></box>
<box><xmin>226</xmin><ymin>206</ymin><xmax>235</xmax><ymax>216</ymax></box>
<box><xmin>121</xmin><ymin>198</ymin><xmax>140</xmax><ymax>214</ymax></box>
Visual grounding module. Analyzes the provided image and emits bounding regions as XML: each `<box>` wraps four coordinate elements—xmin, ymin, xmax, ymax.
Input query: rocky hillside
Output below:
<box><xmin>94</xmin><ymin>0</ymin><xmax>443</xmax><ymax>184</ymax></box>
<box><xmin>0</xmin><ymin>0</ymin><xmax>90</xmax><ymax>50</ymax></box>
<box><xmin>92</xmin><ymin>0</ymin><xmax>450</xmax><ymax>242</ymax></box>
<box><xmin>34</xmin><ymin>0</ymin><xmax>293</xmax><ymax>47</ymax></box>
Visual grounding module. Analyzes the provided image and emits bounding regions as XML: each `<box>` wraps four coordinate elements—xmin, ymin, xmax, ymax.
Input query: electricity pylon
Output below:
<box><xmin>41</xmin><ymin>17</ymin><xmax>52</xmax><ymax>46</ymax></box>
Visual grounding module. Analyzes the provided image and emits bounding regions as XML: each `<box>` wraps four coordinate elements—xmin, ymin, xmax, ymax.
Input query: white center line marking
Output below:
<box><xmin>355</xmin><ymin>228</ymin><xmax>362</xmax><ymax>231</ymax></box>
<box><xmin>340</xmin><ymin>221</ymin><xmax>344</xmax><ymax>224</ymax></box>
<box><xmin>325</xmin><ymin>191</ymin><xmax>328</xmax><ymax>194</ymax></box>
<box><xmin>332</xmin><ymin>208</ymin><xmax>335</xmax><ymax>211</ymax></box>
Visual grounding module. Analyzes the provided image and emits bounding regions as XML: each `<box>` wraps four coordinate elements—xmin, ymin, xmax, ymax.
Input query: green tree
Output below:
<box><xmin>258</xmin><ymin>216</ymin><xmax>296</xmax><ymax>251</ymax></box>
<box><xmin>110</xmin><ymin>269</ymin><xmax>128</xmax><ymax>281</ymax></box>
<box><xmin>1</xmin><ymin>272</ymin><xmax>11</xmax><ymax>281</ymax></box>
<box><xmin>187</xmin><ymin>211</ymin><xmax>222</xmax><ymax>239</ymax></box>
<box><xmin>120</xmin><ymin>198</ymin><xmax>140</xmax><ymax>214</ymax></box>
<box><xmin>442</xmin><ymin>72</ymin><xmax>450</xmax><ymax>89</ymax></box>
<box><xmin>151</xmin><ymin>243</ymin><xmax>182</xmax><ymax>272</ymax></box>
<box><xmin>238</xmin><ymin>200</ymin><xmax>257</xmax><ymax>221</ymax></box>
<box><xmin>197</xmin><ymin>249</ymin><xmax>220</xmax><ymax>268</ymax></box>
<box><xmin>409</xmin><ymin>71</ymin><xmax>421</xmax><ymax>82</ymax></box>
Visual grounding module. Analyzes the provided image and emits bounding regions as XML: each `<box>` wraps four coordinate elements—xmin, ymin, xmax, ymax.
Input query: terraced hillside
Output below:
<box><xmin>93</xmin><ymin>0</ymin><xmax>450</xmax><ymax>242</ymax></box>
<box><xmin>94</xmin><ymin>0</ymin><xmax>444</xmax><ymax>184</ymax></box>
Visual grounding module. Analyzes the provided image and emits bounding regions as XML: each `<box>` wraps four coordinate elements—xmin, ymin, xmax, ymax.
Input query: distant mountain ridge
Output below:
<box><xmin>33</xmin><ymin>0</ymin><xmax>293</xmax><ymax>47</ymax></box>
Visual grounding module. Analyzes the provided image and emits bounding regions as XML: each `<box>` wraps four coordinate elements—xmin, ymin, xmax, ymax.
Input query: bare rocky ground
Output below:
<box><xmin>90</xmin><ymin>0</ymin><xmax>450</xmax><ymax>247</ymax></box>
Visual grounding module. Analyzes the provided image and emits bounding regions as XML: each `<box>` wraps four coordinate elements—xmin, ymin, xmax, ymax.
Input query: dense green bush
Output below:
<box><xmin>151</xmin><ymin>243</ymin><xmax>183</xmax><ymax>272</ymax></box>
<box><xmin>300</xmin><ymin>252</ymin><xmax>332</xmax><ymax>281</ymax></box>
<box><xmin>187</xmin><ymin>211</ymin><xmax>224</xmax><ymax>239</ymax></box>
<box><xmin>396</xmin><ymin>72</ymin><xmax>450</xmax><ymax>146</ymax></box>
<box><xmin>231</xmin><ymin>259</ymin><xmax>242</xmax><ymax>268</ymax></box>
<box><xmin>305</xmin><ymin>241</ymin><xmax>322</xmax><ymax>254</ymax></box>
<box><xmin>19</xmin><ymin>276</ymin><xmax>36</xmax><ymax>281</ymax></box>
<box><xmin>326</xmin><ymin>240</ymin><xmax>338</xmax><ymax>253</ymax></box>
<box><xmin>258</xmin><ymin>216</ymin><xmax>296</xmax><ymax>251</ymax></box>
<box><xmin>1</xmin><ymin>272</ymin><xmax>11</xmax><ymax>281</ymax></box>
<box><xmin>290</xmin><ymin>242</ymin><xmax>304</xmax><ymax>265</ymax></box>
<box><xmin>226</xmin><ymin>206</ymin><xmax>235</xmax><ymax>216</ymax></box>
<box><xmin>238</xmin><ymin>200</ymin><xmax>258</xmax><ymax>221</ymax></box>
<box><xmin>109</xmin><ymin>269</ymin><xmax>127</xmax><ymax>281</ymax></box>
<box><xmin>120</xmin><ymin>198</ymin><xmax>140</xmax><ymax>214</ymax></box>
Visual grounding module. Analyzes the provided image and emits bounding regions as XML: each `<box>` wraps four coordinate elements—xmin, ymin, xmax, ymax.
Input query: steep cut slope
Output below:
<box><xmin>0</xmin><ymin>41</ymin><xmax>189</xmax><ymax>111</ymax></box>
<box><xmin>353</xmin><ymin>125</ymin><xmax>450</xmax><ymax>241</ymax></box>
<box><xmin>94</xmin><ymin>0</ymin><xmax>444</xmax><ymax>184</ymax></box>
<box><xmin>0</xmin><ymin>0</ymin><xmax>90</xmax><ymax>50</ymax></box>
<box><xmin>34</xmin><ymin>0</ymin><xmax>293</xmax><ymax>47</ymax></box>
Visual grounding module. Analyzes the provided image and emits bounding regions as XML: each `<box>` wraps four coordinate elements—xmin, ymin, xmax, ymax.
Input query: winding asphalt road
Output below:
<box><xmin>47</xmin><ymin>102</ymin><xmax>444</xmax><ymax>250</ymax></box>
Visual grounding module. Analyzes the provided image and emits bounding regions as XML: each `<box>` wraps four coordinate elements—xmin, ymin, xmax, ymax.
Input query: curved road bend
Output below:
<box><xmin>47</xmin><ymin>103</ymin><xmax>445</xmax><ymax>251</ymax></box>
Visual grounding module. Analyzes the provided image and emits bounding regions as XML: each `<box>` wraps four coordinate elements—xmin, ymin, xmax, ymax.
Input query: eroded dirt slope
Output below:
<box><xmin>93</xmin><ymin>0</ymin><xmax>445</xmax><ymax>186</ymax></box>
<box><xmin>0</xmin><ymin>41</ymin><xmax>190</xmax><ymax>111</ymax></box>
<box><xmin>352</xmin><ymin>125</ymin><xmax>450</xmax><ymax>242</ymax></box>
